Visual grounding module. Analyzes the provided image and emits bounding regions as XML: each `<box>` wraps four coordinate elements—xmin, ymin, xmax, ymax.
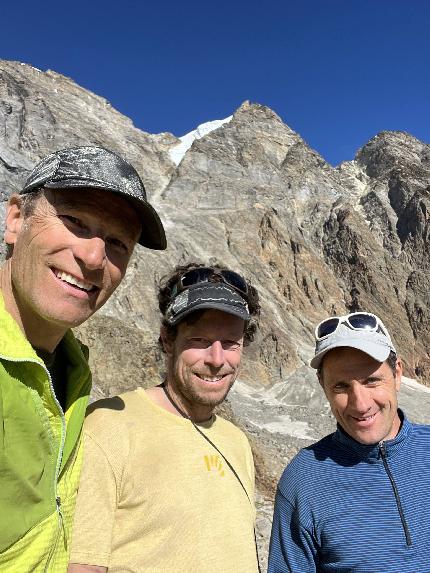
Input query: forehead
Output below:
<box><xmin>322</xmin><ymin>347</ymin><xmax>387</xmax><ymax>380</ymax></box>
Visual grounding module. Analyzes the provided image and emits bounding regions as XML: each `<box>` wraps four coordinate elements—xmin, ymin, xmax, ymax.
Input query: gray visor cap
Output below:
<box><xmin>165</xmin><ymin>283</ymin><xmax>250</xmax><ymax>326</ymax></box>
<box><xmin>311</xmin><ymin>324</ymin><xmax>396</xmax><ymax>369</ymax></box>
<box><xmin>21</xmin><ymin>146</ymin><xmax>166</xmax><ymax>250</ymax></box>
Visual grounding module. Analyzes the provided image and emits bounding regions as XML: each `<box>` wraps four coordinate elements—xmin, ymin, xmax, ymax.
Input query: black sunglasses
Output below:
<box><xmin>171</xmin><ymin>267</ymin><xmax>248</xmax><ymax>298</ymax></box>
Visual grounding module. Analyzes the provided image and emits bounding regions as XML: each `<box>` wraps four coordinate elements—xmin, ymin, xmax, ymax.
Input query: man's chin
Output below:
<box><xmin>195</xmin><ymin>391</ymin><xmax>230</xmax><ymax>409</ymax></box>
<box><xmin>191</xmin><ymin>381</ymin><xmax>235</xmax><ymax>409</ymax></box>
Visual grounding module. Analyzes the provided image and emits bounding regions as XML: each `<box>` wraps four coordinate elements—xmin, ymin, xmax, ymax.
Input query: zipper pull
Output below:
<box><xmin>56</xmin><ymin>496</ymin><xmax>67</xmax><ymax>549</ymax></box>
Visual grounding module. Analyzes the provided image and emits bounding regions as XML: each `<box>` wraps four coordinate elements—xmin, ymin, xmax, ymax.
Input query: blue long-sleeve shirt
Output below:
<box><xmin>268</xmin><ymin>412</ymin><xmax>430</xmax><ymax>572</ymax></box>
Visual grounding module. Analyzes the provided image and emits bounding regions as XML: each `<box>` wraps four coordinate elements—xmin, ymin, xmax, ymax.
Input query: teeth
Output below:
<box><xmin>199</xmin><ymin>375</ymin><xmax>223</xmax><ymax>382</ymax></box>
<box><xmin>56</xmin><ymin>271</ymin><xmax>93</xmax><ymax>291</ymax></box>
<box><xmin>356</xmin><ymin>413</ymin><xmax>376</xmax><ymax>421</ymax></box>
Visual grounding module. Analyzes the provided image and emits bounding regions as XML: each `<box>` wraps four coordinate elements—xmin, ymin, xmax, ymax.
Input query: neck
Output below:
<box><xmin>0</xmin><ymin>264</ymin><xmax>64</xmax><ymax>352</ymax></box>
<box><xmin>160</xmin><ymin>379</ymin><xmax>214</xmax><ymax>423</ymax></box>
<box><xmin>162</xmin><ymin>383</ymin><xmax>191</xmax><ymax>419</ymax></box>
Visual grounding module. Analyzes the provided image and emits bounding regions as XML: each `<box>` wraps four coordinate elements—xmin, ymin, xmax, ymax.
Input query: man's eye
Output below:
<box><xmin>107</xmin><ymin>237</ymin><xmax>129</xmax><ymax>252</ymax></box>
<box><xmin>222</xmin><ymin>340</ymin><xmax>241</xmax><ymax>350</ymax></box>
<box><xmin>189</xmin><ymin>338</ymin><xmax>211</xmax><ymax>348</ymax></box>
<box><xmin>60</xmin><ymin>214</ymin><xmax>83</xmax><ymax>227</ymax></box>
<box><xmin>333</xmin><ymin>383</ymin><xmax>347</xmax><ymax>392</ymax></box>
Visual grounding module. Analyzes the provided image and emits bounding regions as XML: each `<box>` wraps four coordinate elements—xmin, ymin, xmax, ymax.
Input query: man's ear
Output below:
<box><xmin>160</xmin><ymin>325</ymin><xmax>174</xmax><ymax>356</ymax></box>
<box><xmin>395</xmin><ymin>358</ymin><xmax>403</xmax><ymax>392</ymax></box>
<box><xmin>4</xmin><ymin>195</ymin><xmax>24</xmax><ymax>246</ymax></box>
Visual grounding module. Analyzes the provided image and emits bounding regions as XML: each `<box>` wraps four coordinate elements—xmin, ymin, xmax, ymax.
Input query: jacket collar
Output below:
<box><xmin>0</xmin><ymin>291</ymin><xmax>88</xmax><ymax>362</ymax></box>
<box><xmin>333</xmin><ymin>410</ymin><xmax>412</xmax><ymax>463</ymax></box>
<box><xmin>0</xmin><ymin>290</ymin><xmax>91</xmax><ymax>395</ymax></box>
<box><xmin>0</xmin><ymin>291</ymin><xmax>39</xmax><ymax>361</ymax></box>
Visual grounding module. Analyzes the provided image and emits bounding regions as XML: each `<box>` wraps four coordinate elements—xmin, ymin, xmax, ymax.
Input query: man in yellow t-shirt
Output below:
<box><xmin>69</xmin><ymin>263</ymin><xmax>261</xmax><ymax>573</ymax></box>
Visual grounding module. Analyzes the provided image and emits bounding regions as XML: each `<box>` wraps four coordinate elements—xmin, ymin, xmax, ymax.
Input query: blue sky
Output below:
<box><xmin>1</xmin><ymin>0</ymin><xmax>429</xmax><ymax>165</ymax></box>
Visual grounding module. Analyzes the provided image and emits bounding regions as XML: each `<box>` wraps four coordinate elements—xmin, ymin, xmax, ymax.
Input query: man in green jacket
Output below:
<box><xmin>0</xmin><ymin>146</ymin><xmax>166</xmax><ymax>572</ymax></box>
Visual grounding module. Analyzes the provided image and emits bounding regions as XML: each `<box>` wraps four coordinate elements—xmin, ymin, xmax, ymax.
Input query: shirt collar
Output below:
<box><xmin>333</xmin><ymin>410</ymin><xmax>412</xmax><ymax>463</ymax></box>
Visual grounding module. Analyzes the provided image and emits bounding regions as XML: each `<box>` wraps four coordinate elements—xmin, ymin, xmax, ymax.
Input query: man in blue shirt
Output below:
<box><xmin>268</xmin><ymin>312</ymin><xmax>430</xmax><ymax>572</ymax></box>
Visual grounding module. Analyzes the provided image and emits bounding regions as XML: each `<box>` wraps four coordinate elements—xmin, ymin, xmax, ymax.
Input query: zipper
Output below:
<box><xmin>56</xmin><ymin>496</ymin><xmax>65</xmax><ymax>543</ymax></box>
<box><xmin>379</xmin><ymin>441</ymin><xmax>412</xmax><ymax>546</ymax></box>
<box><xmin>43</xmin><ymin>497</ymin><xmax>64</xmax><ymax>573</ymax></box>
<box><xmin>1</xmin><ymin>355</ymin><xmax>67</xmax><ymax>568</ymax></box>
<box><xmin>36</xmin><ymin>359</ymin><xmax>67</xmax><ymax>571</ymax></box>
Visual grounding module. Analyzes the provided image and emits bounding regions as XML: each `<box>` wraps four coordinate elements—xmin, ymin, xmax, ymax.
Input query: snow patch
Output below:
<box><xmin>230</xmin><ymin>380</ymin><xmax>317</xmax><ymax>440</ymax></box>
<box><xmin>169</xmin><ymin>116</ymin><xmax>232</xmax><ymax>166</ymax></box>
<box><xmin>401</xmin><ymin>376</ymin><xmax>430</xmax><ymax>394</ymax></box>
<box><xmin>258</xmin><ymin>416</ymin><xmax>316</xmax><ymax>440</ymax></box>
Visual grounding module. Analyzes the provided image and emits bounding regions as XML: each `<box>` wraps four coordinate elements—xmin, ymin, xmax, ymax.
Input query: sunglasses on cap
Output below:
<box><xmin>171</xmin><ymin>267</ymin><xmax>248</xmax><ymax>298</ymax></box>
<box><xmin>315</xmin><ymin>312</ymin><xmax>390</xmax><ymax>341</ymax></box>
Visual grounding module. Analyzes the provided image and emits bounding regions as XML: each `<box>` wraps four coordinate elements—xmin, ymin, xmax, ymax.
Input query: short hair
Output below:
<box><xmin>386</xmin><ymin>350</ymin><xmax>398</xmax><ymax>375</ymax></box>
<box><xmin>5</xmin><ymin>189</ymin><xmax>45</xmax><ymax>259</ymax></box>
<box><xmin>20</xmin><ymin>189</ymin><xmax>45</xmax><ymax>217</ymax></box>
<box><xmin>158</xmin><ymin>262</ymin><xmax>260</xmax><ymax>350</ymax></box>
<box><xmin>318</xmin><ymin>350</ymin><xmax>399</xmax><ymax>381</ymax></box>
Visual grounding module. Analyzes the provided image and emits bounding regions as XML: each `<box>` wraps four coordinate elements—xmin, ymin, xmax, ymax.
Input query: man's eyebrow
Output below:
<box><xmin>326</xmin><ymin>378</ymin><xmax>347</xmax><ymax>386</ymax></box>
<box><xmin>365</xmin><ymin>375</ymin><xmax>383</xmax><ymax>382</ymax></box>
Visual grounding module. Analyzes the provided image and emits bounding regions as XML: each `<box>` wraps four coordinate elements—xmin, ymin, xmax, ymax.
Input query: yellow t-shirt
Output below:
<box><xmin>70</xmin><ymin>387</ymin><xmax>258</xmax><ymax>572</ymax></box>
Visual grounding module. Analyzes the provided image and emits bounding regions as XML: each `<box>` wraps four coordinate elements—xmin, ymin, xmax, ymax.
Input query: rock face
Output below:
<box><xmin>1</xmin><ymin>60</ymin><xmax>430</xmax><ymax>568</ymax></box>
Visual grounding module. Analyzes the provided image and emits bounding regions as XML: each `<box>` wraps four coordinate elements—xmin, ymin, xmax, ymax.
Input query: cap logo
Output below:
<box><xmin>166</xmin><ymin>290</ymin><xmax>189</xmax><ymax>322</ymax></box>
<box><xmin>172</xmin><ymin>289</ymin><xmax>189</xmax><ymax>312</ymax></box>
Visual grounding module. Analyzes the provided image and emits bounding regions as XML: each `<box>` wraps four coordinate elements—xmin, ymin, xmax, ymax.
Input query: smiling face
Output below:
<box><xmin>162</xmin><ymin>309</ymin><xmax>245</xmax><ymax>421</ymax></box>
<box><xmin>2</xmin><ymin>188</ymin><xmax>141</xmax><ymax>350</ymax></box>
<box><xmin>320</xmin><ymin>347</ymin><xmax>402</xmax><ymax>445</ymax></box>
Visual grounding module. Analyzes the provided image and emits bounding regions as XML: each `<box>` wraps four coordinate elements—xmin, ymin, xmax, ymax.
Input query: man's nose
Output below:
<box><xmin>205</xmin><ymin>340</ymin><xmax>225</xmax><ymax>368</ymax></box>
<box><xmin>73</xmin><ymin>236</ymin><xmax>107</xmax><ymax>270</ymax></box>
<box><xmin>349</xmin><ymin>383</ymin><xmax>371</xmax><ymax>413</ymax></box>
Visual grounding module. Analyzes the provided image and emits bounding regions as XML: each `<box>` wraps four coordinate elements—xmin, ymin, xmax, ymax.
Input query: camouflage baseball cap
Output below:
<box><xmin>21</xmin><ymin>146</ymin><xmax>167</xmax><ymax>250</ymax></box>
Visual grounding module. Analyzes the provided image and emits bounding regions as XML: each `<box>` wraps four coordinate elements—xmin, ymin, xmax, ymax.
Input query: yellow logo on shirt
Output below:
<box><xmin>204</xmin><ymin>454</ymin><xmax>225</xmax><ymax>477</ymax></box>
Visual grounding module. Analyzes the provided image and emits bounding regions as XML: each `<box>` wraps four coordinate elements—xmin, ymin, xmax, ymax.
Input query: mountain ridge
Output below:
<box><xmin>1</xmin><ymin>60</ymin><xmax>429</xmax><ymax>568</ymax></box>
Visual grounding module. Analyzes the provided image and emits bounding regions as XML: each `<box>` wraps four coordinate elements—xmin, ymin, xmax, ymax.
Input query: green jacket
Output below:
<box><xmin>0</xmin><ymin>294</ymin><xmax>92</xmax><ymax>572</ymax></box>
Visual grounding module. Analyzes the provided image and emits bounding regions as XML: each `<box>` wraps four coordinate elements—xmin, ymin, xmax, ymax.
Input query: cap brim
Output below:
<box><xmin>310</xmin><ymin>339</ymin><xmax>392</xmax><ymax>369</ymax></box>
<box><xmin>168</xmin><ymin>301</ymin><xmax>250</xmax><ymax>326</ymax></box>
<box><xmin>165</xmin><ymin>283</ymin><xmax>250</xmax><ymax>326</ymax></box>
<box><xmin>42</xmin><ymin>181</ymin><xmax>166</xmax><ymax>250</ymax></box>
<box><xmin>123</xmin><ymin>194</ymin><xmax>167</xmax><ymax>250</ymax></box>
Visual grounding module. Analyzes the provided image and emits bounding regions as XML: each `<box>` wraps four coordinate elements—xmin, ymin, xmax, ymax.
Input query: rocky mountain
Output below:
<box><xmin>1</xmin><ymin>60</ymin><xmax>429</xmax><ymax>568</ymax></box>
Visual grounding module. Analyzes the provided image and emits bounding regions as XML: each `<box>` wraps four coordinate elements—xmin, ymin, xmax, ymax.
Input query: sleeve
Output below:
<box><xmin>69</xmin><ymin>431</ymin><xmax>119</xmax><ymax>567</ymax></box>
<box><xmin>267</xmin><ymin>487</ymin><xmax>318</xmax><ymax>573</ymax></box>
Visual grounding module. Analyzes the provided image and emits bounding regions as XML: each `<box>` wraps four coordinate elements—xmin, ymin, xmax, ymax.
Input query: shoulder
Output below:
<box><xmin>410</xmin><ymin>420</ymin><xmax>430</xmax><ymax>442</ymax></box>
<box><xmin>277</xmin><ymin>433</ymin><xmax>338</xmax><ymax>496</ymax></box>
<box><xmin>84</xmin><ymin>389</ymin><xmax>145</xmax><ymax>443</ymax></box>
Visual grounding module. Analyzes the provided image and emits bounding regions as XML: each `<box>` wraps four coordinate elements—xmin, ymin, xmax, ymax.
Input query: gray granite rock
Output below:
<box><xmin>1</xmin><ymin>60</ymin><xmax>429</xmax><ymax>569</ymax></box>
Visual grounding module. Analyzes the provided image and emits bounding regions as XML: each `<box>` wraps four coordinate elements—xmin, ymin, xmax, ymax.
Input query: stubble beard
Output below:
<box><xmin>186</xmin><ymin>375</ymin><xmax>237</xmax><ymax>409</ymax></box>
<box><xmin>171</xmin><ymin>367</ymin><xmax>239</xmax><ymax>411</ymax></box>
